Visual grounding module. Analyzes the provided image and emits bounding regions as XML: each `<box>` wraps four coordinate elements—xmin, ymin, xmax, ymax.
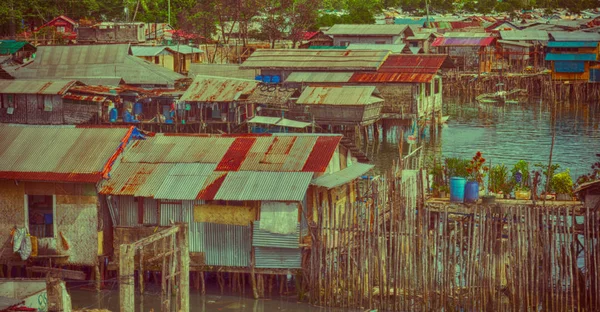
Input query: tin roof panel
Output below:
<box><xmin>297</xmin><ymin>86</ymin><xmax>381</xmax><ymax>106</ymax></box>
<box><xmin>180</xmin><ymin>75</ymin><xmax>259</xmax><ymax>103</ymax></box>
<box><xmin>240</xmin><ymin>49</ymin><xmax>389</xmax><ymax>71</ymax></box>
<box><xmin>214</xmin><ymin>171</ymin><xmax>313</xmax><ymax>201</ymax></box>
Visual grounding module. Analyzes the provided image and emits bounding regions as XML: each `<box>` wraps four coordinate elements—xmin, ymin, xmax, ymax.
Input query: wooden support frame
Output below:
<box><xmin>119</xmin><ymin>224</ymin><xmax>189</xmax><ymax>312</ymax></box>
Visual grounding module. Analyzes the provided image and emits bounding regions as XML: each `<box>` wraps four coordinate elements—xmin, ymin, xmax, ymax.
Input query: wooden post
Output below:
<box><xmin>119</xmin><ymin>244</ymin><xmax>135</xmax><ymax>312</ymax></box>
<box><xmin>177</xmin><ymin>224</ymin><xmax>190</xmax><ymax>312</ymax></box>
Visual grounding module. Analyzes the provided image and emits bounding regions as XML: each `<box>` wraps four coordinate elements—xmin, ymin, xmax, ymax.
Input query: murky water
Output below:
<box><xmin>69</xmin><ymin>284</ymin><xmax>354</xmax><ymax>312</ymax></box>
<box><xmin>371</xmin><ymin>98</ymin><xmax>600</xmax><ymax>180</ymax></box>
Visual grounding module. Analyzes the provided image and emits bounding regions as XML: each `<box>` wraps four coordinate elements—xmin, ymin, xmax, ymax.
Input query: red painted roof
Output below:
<box><xmin>349</xmin><ymin>72</ymin><xmax>434</xmax><ymax>83</ymax></box>
<box><xmin>216</xmin><ymin>137</ymin><xmax>257</xmax><ymax>171</ymax></box>
<box><xmin>42</xmin><ymin>15</ymin><xmax>77</xmax><ymax>28</ymax></box>
<box><xmin>432</xmin><ymin>37</ymin><xmax>495</xmax><ymax>47</ymax></box>
<box><xmin>379</xmin><ymin>54</ymin><xmax>450</xmax><ymax>74</ymax></box>
<box><xmin>302</xmin><ymin>136</ymin><xmax>342</xmax><ymax>172</ymax></box>
<box><xmin>303</xmin><ymin>31</ymin><xmax>319</xmax><ymax>40</ymax></box>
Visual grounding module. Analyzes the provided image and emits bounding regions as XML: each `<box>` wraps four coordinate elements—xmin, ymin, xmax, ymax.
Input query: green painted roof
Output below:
<box><xmin>308</xmin><ymin>45</ymin><xmax>347</xmax><ymax>50</ymax></box>
<box><xmin>0</xmin><ymin>40</ymin><xmax>34</xmax><ymax>55</ymax></box>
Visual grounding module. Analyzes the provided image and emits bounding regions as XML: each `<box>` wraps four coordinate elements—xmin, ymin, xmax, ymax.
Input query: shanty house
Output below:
<box><xmin>405</xmin><ymin>32</ymin><xmax>440</xmax><ymax>54</ymax></box>
<box><xmin>99</xmin><ymin>133</ymin><xmax>373</xmax><ymax>272</ymax></box>
<box><xmin>8</xmin><ymin>44</ymin><xmax>184</xmax><ymax>88</ymax></box>
<box><xmin>0</xmin><ymin>79</ymin><xmax>83</xmax><ymax>125</ymax></box>
<box><xmin>34</xmin><ymin>15</ymin><xmax>78</xmax><ymax>44</ymax></box>
<box><xmin>574</xmin><ymin>180</ymin><xmax>600</xmax><ymax>210</ymax></box>
<box><xmin>0</xmin><ymin>124</ymin><xmax>139</xmax><ymax>272</ymax></box>
<box><xmin>324</xmin><ymin>24</ymin><xmax>414</xmax><ymax>46</ymax></box>
<box><xmin>298</xmin><ymin>31</ymin><xmax>334</xmax><ymax>48</ymax></box>
<box><xmin>545</xmin><ymin>41</ymin><xmax>600</xmax><ymax>82</ymax></box>
<box><xmin>179</xmin><ymin>76</ymin><xmax>259</xmax><ymax>133</ymax></box>
<box><xmin>77</xmin><ymin>22</ymin><xmax>146</xmax><ymax>43</ymax></box>
<box><xmin>432</xmin><ymin>33</ymin><xmax>496</xmax><ymax>72</ymax></box>
<box><xmin>167</xmin><ymin>45</ymin><xmax>204</xmax><ymax>74</ymax></box>
<box><xmin>131</xmin><ymin>46</ymin><xmax>175</xmax><ymax>70</ymax></box>
<box><xmin>296</xmin><ymin>86</ymin><xmax>384</xmax><ymax>126</ymax></box>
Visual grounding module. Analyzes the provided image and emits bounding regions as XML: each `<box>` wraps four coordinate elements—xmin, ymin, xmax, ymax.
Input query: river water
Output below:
<box><xmin>371</xmin><ymin>97</ymin><xmax>600</xmax><ymax>180</ymax></box>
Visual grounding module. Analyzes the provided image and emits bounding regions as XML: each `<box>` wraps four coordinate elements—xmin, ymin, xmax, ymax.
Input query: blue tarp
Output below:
<box><xmin>554</xmin><ymin>61</ymin><xmax>585</xmax><ymax>73</ymax></box>
<box><xmin>548</xmin><ymin>41</ymin><xmax>599</xmax><ymax>48</ymax></box>
<box><xmin>545</xmin><ymin>53</ymin><xmax>597</xmax><ymax>61</ymax></box>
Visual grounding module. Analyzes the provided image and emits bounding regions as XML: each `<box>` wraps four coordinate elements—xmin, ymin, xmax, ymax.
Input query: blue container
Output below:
<box><xmin>449</xmin><ymin>177</ymin><xmax>467</xmax><ymax>203</ymax></box>
<box><xmin>44</xmin><ymin>214</ymin><xmax>53</xmax><ymax>224</ymax></box>
<box><xmin>109</xmin><ymin>108</ymin><xmax>118</xmax><ymax>122</ymax></box>
<box><xmin>133</xmin><ymin>102</ymin><xmax>143</xmax><ymax>115</ymax></box>
<box><xmin>464</xmin><ymin>181</ymin><xmax>479</xmax><ymax>203</ymax></box>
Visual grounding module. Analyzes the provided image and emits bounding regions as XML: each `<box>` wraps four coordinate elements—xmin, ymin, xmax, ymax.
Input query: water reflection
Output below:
<box><xmin>370</xmin><ymin>98</ymin><xmax>600</xmax><ymax>180</ymax></box>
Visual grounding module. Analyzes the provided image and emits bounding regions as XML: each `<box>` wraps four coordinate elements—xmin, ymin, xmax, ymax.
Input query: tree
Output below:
<box><xmin>287</xmin><ymin>0</ymin><xmax>321</xmax><ymax>47</ymax></box>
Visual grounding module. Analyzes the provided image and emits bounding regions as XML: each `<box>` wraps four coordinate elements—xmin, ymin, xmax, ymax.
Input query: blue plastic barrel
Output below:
<box><xmin>133</xmin><ymin>102</ymin><xmax>143</xmax><ymax>115</ymax></box>
<box><xmin>464</xmin><ymin>181</ymin><xmax>479</xmax><ymax>203</ymax></box>
<box><xmin>109</xmin><ymin>108</ymin><xmax>118</xmax><ymax>122</ymax></box>
<box><xmin>449</xmin><ymin>177</ymin><xmax>467</xmax><ymax>203</ymax></box>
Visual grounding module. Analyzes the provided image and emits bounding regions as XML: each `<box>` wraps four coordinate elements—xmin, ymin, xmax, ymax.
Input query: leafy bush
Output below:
<box><xmin>551</xmin><ymin>170</ymin><xmax>574</xmax><ymax>195</ymax></box>
<box><xmin>511</xmin><ymin>160</ymin><xmax>530</xmax><ymax>191</ymax></box>
<box><xmin>445</xmin><ymin>157</ymin><xmax>470</xmax><ymax>178</ymax></box>
<box><xmin>489</xmin><ymin>164</ymin><xmax>513</xmax><ymax>194</ymax></box>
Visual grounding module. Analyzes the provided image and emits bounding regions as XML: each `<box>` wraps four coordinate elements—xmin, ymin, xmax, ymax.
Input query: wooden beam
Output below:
<box><xmin>27</xmin><ymin>267</ymin><xmax>86</xmax><ymax>280</ymax></box>
<box><xmin>132</xmin><ymin>226</ymin><xmax>179</xmax><ymax>248</ymax></box>
<box><xmin>119</xmin><ymin>244</ymin><xmax>135</xmax><ymax>312</ymax></box>
<box><xmin>177</xmin><ymin>223</ymin><xmax>190</xmax><ymax>312</ymax></box>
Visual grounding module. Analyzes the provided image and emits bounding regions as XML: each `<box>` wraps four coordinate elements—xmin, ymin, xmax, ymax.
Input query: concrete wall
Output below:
<box><xmin>0</xmin><ymin>181</ymin><xmax>100</xmax><ymax>266</ymax></box>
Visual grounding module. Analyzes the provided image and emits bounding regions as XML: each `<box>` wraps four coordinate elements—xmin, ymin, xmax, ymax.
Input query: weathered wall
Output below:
<box><xmin>26</xmin><ymin>95</ymin><xmax>64</xmax><ymax>125</ymax></box>
<box><xmin>332</xmin><ymin>35</ymin><xmax>398</xmax><ymax>46</ymax></box>
<box><xmin>63</xmin><ymin>102</ymin><xmax>101</xmax><ymax>124</ymax></box>
<box><xmin>0</xmin><ymin>94</ymin><xmax>27</xmax><ymax>124</ymax></box>
<box><xmin>378</xmin><ymin>84</ymin><xmax>416</xmax><ymax>115</ymax></box>
<box><xmin>0</xmin><ymin>182</ymin><xmax>100</xmax><ymax>266</ymax></box>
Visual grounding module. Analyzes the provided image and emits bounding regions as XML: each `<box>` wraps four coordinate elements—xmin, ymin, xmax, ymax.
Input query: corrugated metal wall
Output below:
<box><xmin>202</xmin><ymin>223</ymin><xmax>251</xmax><ymax>267</ymax></box>
<box><xmin>254</xmin><ymin>247</ymin><xmax>302</xmax><ymax>269</ymax></box>
<box><xmin>143</xmin><ymin>197</ymin><xmax>157</xmax><ymax>224</ymax></box>
<box><xmin>253</xmin><ymin>221</ymin><xmax>299</xmax><ymax>248</ymax></box>
<box><xmin>117</xmin><ymin>195</ymin><xmax>137</xmax><ymax>226</ymax></box>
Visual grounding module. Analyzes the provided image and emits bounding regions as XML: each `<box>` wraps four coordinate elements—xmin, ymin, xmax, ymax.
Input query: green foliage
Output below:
<box><xmin>511</xmin><ymin>160</ymin><xmax>530</xmax><ymax>191</ymax></box>
<box><xmin>534</xmin><ymin>162</ymin><xmax>561</xmax><ymax>192</ymax></box>
<box><xmin>576</xmin><ymin>155</ymin><xmax>600</xmax><ymax>187</ymax></box>
<box><xmin>489</xmin><ymin>164</ymin><xmax>513</xmax><ymax>195</ymax></box>
<box><xmin>551</xmin><ymin>170</ymin><xmax>574</xmax><ymax>195</ymax></box>
<box><xmin>445</xmin><ymin>157</ymin><xmax>470</xmax><ymax>179</ymax></box>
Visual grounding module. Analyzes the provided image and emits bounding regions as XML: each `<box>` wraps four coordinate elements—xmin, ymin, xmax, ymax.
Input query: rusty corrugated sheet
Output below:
<box><xmin>0</xmin><ymin>124</ymin><xmax>130</xmax><ymax>183</ymax></box>
<box><xmin>240</xmin><ymin>49</ymin><xmax>389</xmax><ymax>71</ymax></box>
<box><xmin>0</xmin><ymin>79</ymin><xmax>77</xmax><ymax>95</ymax></box>
<box><xmin>180</xmin><ymin>76</ymin><xmax>259</xmax><ymax>103</ymax></box>
<box><xmin>297</xmin><ymin>86</ymin><xmax>382</xmax><ymax>106</ymax></box>
<box><xmin>253</xmin><ymin>221</ymin><xmax>299</xmax><ymax>248</ymax></box>
<box><xmin>432</xmin><ymin>37</ymin><xmax>495</xmax><ymax>47</ymax></box>
<box><xmin>202</xmin><ymin>222</ymin><xmax>251</xmax><ymax>267</ymax></box>
<box><xmin>214</xmin><ymin>171</ymin><xmax>313</xmax><ymax>201</ymax></box>
<box><xmin>254</xmin><ymin>247</ymin><xmax>302</xmax><ymax>269</ymax></box>
<box><xmin>154</xmin><ymin>163</ymin><xmax>216</xmax><ymax>200</ymax></box>
<box><xmin>62</xmin><ymin>93</ymin><xmax>107</xmax><ymax>102</ymax></box>
<box><xmin>378</xmin><ymin>54</ymin><xmax>450</xmax><ymax>74</ymax></box>
<box><xmin>302</xmin><ymin>136</ymin><xmax>342</xmax><ymax>172</ymax></box>
<box><xmin>349</xmin><ymin>72</ymin><xmax>434</xmax><ymax>83</ymax></box>
<box><xmin>325</xmin><ymin>24</ymin><xmax>409</xmax><ymax>36</ymax></box>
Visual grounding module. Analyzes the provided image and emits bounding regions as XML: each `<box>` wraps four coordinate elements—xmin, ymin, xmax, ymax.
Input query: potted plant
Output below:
<box><xmin>439</xmin><ymin>185</ymin><xmax>450</xmax><ymax>198</ymax></box>
<box><xmin>551</xmin><ymin>169</ymin><xmax>574</xmax><ymax>201</ymax></box>
<box><xmin>512</xmin><ymin>160</ymin><xmax>531</xmax><ymax>200</ymax></box>
<box><xmin>428</xmin><ymin>158</ymin><xmax>445</xmax><ymax>198</ymax></box>
<box><xmin>534</xmin><ymin>162</ymin><xmax>561</xmax><ymax>199</ymax></box>
<box><xmin>445</xmin><ymin>157</ymin><xmax>470</xmax><ymax>203</ymax></box>
<box><xmin>465</xmin><ymin>151</ymin><xmax>489</xmax><ymax>203</ymax></box>
<box><xmin>489</xmin><ymin>164</ymin><xmax>511</xmax><ymax>199</ymax></box>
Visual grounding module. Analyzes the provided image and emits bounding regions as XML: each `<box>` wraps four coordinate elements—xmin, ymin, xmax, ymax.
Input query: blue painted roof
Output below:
<box><xmin>545</xmin><ymin>53</ymin><xmax>597</xmax><ymax>61</ymax></box>
<box><xmin>548</xmin><ymin>41</ymin><xmax>598</xmax><ymax>48</ymax></box>
<box><xmin>395</xmin><ymin>18</ymin><xmax>429</xmax><ymax>25</ymax></box>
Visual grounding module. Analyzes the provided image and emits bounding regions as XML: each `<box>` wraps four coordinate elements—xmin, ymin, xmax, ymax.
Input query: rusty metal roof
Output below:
<box><xmin>432</xmin><ymin>36</ymin><xmax>495</xmax><ymax>47</ymax></box>
<box><xmin>296</xmin><ymin>86</ymin><xmax>383</xmax><ymax>106</ymax></box>
<box><xmin>379</xmin><ymin>54</ymin><xmax>452</xmax><ymax>74</ymax></box>
<box><xmin>102</xmin><ymin>133</ymin><xmax>342</xmax><ymax>199</ymax></box>
<box><xmin>0</xmin><ymin>79</ymin><xmax>77</xmax><ymax>95</ymax></box>
<box><xmin>285</xmin><ymin>72</ymin><xmax>353</xmax><ymax>83</ymax></box>
<box><xmin>325</xmin><ymin>24</ymin><xmax>410</xmax><ymax>36</ymax></box>
<box><xmin>180</xmin><ymin>75</ymin><xmax>259</xmax><ymax>102</ymax></box>
<box><xmin>240</xmin><ymin>49</ymin><xmax>389</xmax><ymax>71</ymax></box>
<box><xmin>349</xmin><ymin>72</ymin><xmax>434</xmax><ymax>83</ymax></box>
<box><xmin>0</xmin><ymin>124</ymin><xmax>132</xmax><ymax>183</ymax></box>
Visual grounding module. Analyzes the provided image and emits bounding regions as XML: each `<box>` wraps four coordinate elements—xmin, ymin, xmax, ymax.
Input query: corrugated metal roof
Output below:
<box><xmin>499</xmin><ymin>30</ymin><xmax>549</xmax><ymax>41</ymax></box>
<box><xmin>297</xmin><ymin>86</ymin><xmax>383</xmax><ymax>106</ymax></box>
<box><xmin>11</xmin><ymin>45</ymin><xmax>184</xmax><ymax>86</ymax></box>
<box><xmin>497</xmin><ymin>40</ymin><xmax>533</xmax><ymax>48</ymax></box>
<box><xmin>285</xmin><ymin>72</ymin><xmax>353</xmax><ymax>83</ymax></box>
<box><xmin>302</xmin><ymin>136</ymin><xmax>342</xmax><ymax>172</ymax></box>
<box><xmin>550</xmin><ymin>31</ymin><xmax>600</xmax><ymax>42</ymax></box>
<box><xmin>548</xmin><ymin>41</ymin><xmax>599</xmax><ymax>48</ymax></box>
<box><xmin>64</xmin><ymin>76</ymin><xmax>124</xmax><ymax>86</ymax></box>
<box><xmin>347</xmin><ymin>43</ymin><xmax>407</xmax><ymax>53</ymax></box>
<box><xmin>349</xmin><ymin>72</ymin><xmax>434</xmax><ymax>83</ymax></box>
<box><xmin>153</xmin><ymin>163</ymin><xmax>217</xmax><ymax>200</ymax></box>
<box><xmin>180</xmin><ymin>75</ymin><xmax>258</xmax><ymax>102</ymax></box>
<box><xmin>311</xmin><ymin>163</ymin><xmax>374</xmax><ymax>189</ymax></box>
<box><xmin>443</xmin><ymin>32</ymin><xmax>490</xmax><ymax>38</ymax></box>
<box><xmin>432</xmin><ymin>37</ymin><xmax>495</xmax><ymax>47</ymax></box>
<box><xmin>214</xmin><ymin>171</ymin><xmax>313</xmax><ymax>201</ymax></box>
<box><xmin>545</xmin><ymin>53</ymin><xmax>597</xmax><ymax>61</ymax></box>
<box><xmin>379</xmin><ymin>54</ymin><xmax>450</xmax><ymax>73</ymax></box>
<box><xmin>165</xmin><ymin>45</ymin><xmax>204</xmax><ymax>55</ymax></box>
<box><xmin>131</xmin><ymin>45</ymin><xmax>172</xmax><ymax>56</ymax></box>
<box><xmin>240</xmin><ymin>49</ymin><xmax>389</xmax><ymax>71</ymax></box>
<box><xmin>254</xmin><ymin>247</ymin><xmax>301</xmax><ymax>269</ymax></box>
<box><xmin>253</xmin><ymin>221</ymin><xmax>299</xmax><ymax>248</ymax></box>
<box><xmin>247</xmin><ymin>116</ymin><xmax>311</xmax><ymax>129</ymax></box>
<box><xmin>0</xmin><ymin>124</ymin><xmax>131</xmax><ymax>183</ymax></box>
<box><xmin>187</xmin><ymin>64</ymin><xmax>256</xmax><ymax>80</ymax></box>
<box><xmin>325</xmin><ymin>24</ymin><xmax>409</xmax><ymax>36</ymax></box>
<box><xmin>0</xmin><ymin>79</ymin><xmax>77</xmax><ymax>95</ymax></box>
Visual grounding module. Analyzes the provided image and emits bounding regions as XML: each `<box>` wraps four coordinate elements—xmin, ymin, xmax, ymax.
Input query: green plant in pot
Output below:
<box><xmin>551</xmin><ymin>169</ymin><xmax>574</xmax><ymax>201</ymax></box>
<box><xmin>428</xmin><ymin>157</ymin><xmax>445</xmax><ymax>198</ymax></box>
<box><xmin>489</xmin><ymin>164</ymin><xmax>513</xmax><ymax>199</ymax></box>
<box><xmin>534</xmin><ymin>162</ymin><xmax>561</xmax><ymax>199</ymax></box>
<box><xmin>512</xmin><ymin>160</ymin><xmax>531</xmax><ymax>200</ymax></box>
<box><xmin>445</xmin><ymin>157</ymin><xmax>470</xmax><ymax>203</ymax></box>
<box><xmin>464</xmin><ymin>151</ymin><xmax>489</xmax><ymax>203</ymax></box>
